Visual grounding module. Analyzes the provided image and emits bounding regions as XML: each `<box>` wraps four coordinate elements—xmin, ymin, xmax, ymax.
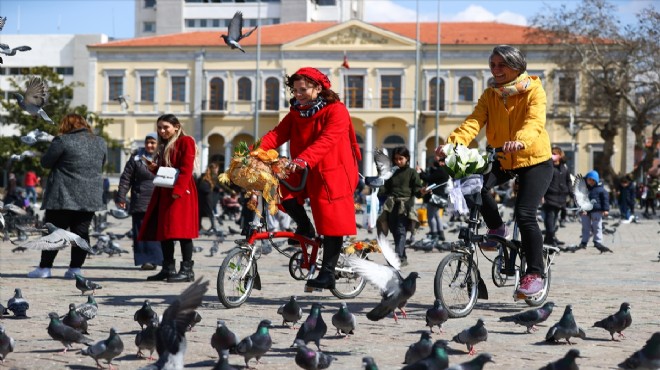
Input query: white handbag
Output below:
<box><xmin>153</xmin><ymin>166</ymin><xmax>179</xmax><ymax>188</ymax></box>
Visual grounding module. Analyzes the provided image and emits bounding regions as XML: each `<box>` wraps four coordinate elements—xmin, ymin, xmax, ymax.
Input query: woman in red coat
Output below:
<box><xmin>139</xmin><ymin>114</ymin><xmax>199</xmax><ymax>283</ymax></box>
<box><xmin>260</xmin><ymin>67</ymin><xmax>361</xmax><ymax>290</ymax></box>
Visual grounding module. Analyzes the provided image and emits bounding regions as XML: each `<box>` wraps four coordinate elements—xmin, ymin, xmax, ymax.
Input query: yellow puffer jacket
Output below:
<box><xmin>448</xmin><ymin>76</ymin><xmax>551</xmax><ymax>170</ymax></box>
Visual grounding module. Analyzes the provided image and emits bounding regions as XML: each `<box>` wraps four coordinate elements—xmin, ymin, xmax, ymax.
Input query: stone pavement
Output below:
<box><xmin>0</xmin><ymin>209</ymin><xmax>659</xmax><ymax>370</ymax></box>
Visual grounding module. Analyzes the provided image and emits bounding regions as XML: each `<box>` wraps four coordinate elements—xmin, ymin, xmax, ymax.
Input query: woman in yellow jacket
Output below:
<box><xmin>436</xmin><ymin>45</ymin><xmax>552</xmax><ymax>297</ymax></box>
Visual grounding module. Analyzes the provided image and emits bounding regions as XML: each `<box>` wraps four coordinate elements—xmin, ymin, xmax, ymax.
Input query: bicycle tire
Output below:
<box><xmin>524</xmin><ymin>266</ymin><xmax>551</xmax><ymax>307</ymax></box>
<box><xmin>288</xmin><ymin>251</ymin><xmax>309</xmax><ymax>281</ymax></box>
<box><xmin>217</xmin><ymin>248</ymin><xmax>257</xmax><ymax>308</ymax></box>
<box><xmin>434</xmin><ymin>252</ymin><xmax>479</xmax><ymax>318</ymax></box>
<box><xmin>330</xmin><ymin>252</ymin><xmax>367</xmax><ymax>300</ymax></box>
<box><xmin>491</xmin><ymin>254</ymin><xmax>509</xmax><ymax>287</ymax></box>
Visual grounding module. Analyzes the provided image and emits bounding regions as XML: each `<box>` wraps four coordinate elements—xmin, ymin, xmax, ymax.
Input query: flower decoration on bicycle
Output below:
<box><xmin>343</xmin><ymin>238</ymin><xmax>382</xmax><ymax>255</ymax></box>
<box><xmin>439</xmin><ymin>144</ymin><xmax>494</xmax><ymax>215</ymax></box>
<box><xmin>218</xmin><ymin>139</ymin><xmax>289</xmax><ymax>215</ymax></box>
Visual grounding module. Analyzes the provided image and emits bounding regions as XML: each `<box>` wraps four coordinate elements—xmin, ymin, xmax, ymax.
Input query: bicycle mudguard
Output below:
<box><xmin>253</xmin><ymin>263</ymin><xmax>262</xmax><ymax>290</ymax></box>
<box><xmin>477</xmin><ymin>270</ymin><xmax>489</xmax><ymax>299</ymax></box>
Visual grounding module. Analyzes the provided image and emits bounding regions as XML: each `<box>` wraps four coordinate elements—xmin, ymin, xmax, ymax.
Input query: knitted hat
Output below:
<box><xmin>585</xmin><ymin>170</ymin><xmax>600</xmax><ymax>183</ymax></box>
<box><xmin>145</xmin><ymin>132</ymin><xmax>158</xmax><ymax>142</ymax></box>
<box><xmin>294</xmin><ymin>67</ymin><xmax>331</xmax><ymax>89</ymax></box>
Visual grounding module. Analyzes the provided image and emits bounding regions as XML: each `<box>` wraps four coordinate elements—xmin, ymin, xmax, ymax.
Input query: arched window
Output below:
<box><xmin>458</xmin><ymin>77</ymin><xmax>474</xmax><ymax>101</ymax></box>
<box><xmin>428</xmin><ymin>77</ymin><xmax>445</xmax><ymax>111</ymax></box>
<box><xmin>237</xmin><ymin>77</ymin><xmax>251</xmax><ymax>101</ymax></box>
<box><xmin>264</xmin><ymin>77</ymin><xmax>279</xmax><ymax>111</ymax></box>
<box><xmin>209</xmin><ymin>77</ymin><xmax>224</xmax><ymax>110</ymax></box>
<box><xmin>382</xmin><ymin>135</ymin><xmax>406</xmax><ymax>153</ymax></box>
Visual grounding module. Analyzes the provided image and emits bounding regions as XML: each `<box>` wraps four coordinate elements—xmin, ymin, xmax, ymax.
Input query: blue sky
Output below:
<box><xmin>0</xmin><ymin>0</ymin><xmax>653</xmax><ymax>39</ymax></box>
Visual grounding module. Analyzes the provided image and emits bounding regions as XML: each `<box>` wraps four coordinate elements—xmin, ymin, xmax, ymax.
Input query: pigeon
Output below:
<box><xmin>14</xmin><ymin>76</ymin><xmax>53</xmax><ymax>124</ymax></box>
<box><xmin>47</xmin><ymin>312</ymin><xmax>94</xmax><ymax>353</ymax></box>
<box><xmin>426</xmin><ymin>299</ymin><xmax>449</xmax><ymax>333</ymax></box>
<box><xmin>347</xmin><ymin>235</ymin><xmax>420</xmax><ymax>322</ymax></box>
<box><xmin>500</xmin><ymin>301</ymin><xmax>556</xmax><ymax>333</ymax></box>
<box><xmin>0</xmin><ymin>16</ymin><xmax>6</xmax><ymax>31</ymax></box>
<box><xmin>192</xmin><ymin>245</ymin><xmax>204</xmax><ymax>253</ymax></box>
<box><xmin>539</xmin><ymin>348</ymin><xmax>581</xmax><ymax>370</ymax></box>
<box><xmin>0</xmin><ymin>303</ymin><xmax>8</xmax><ymax>317</ymax></box>
<box><xmin>8</xmin><ymin>150</ymin><xmax>36</xmax><ymax>162</ymax></box>
<box><xmin>136</xmin><ymin>316</ymin><xmax>159</xmax><ymax>360</ymax></box>
<box><xmin>211</xmin><ymin>320</ymin><xmax>239</xmax><ymax>357</ymax></box>
<box><xmin>140</xmin><ymin>278</ymin><xmax>209</xmax><ymax>370</ymax></box>
<box><xmin>362</xmin><ymin>356</ymin><xmax>379</xmax><ymax>370</ymax></box>
<box><xmin>593</xmin><ymin>302</ymin><xmax>632</xmax><ymax>341</ymax></box>
<box><xmin>331</xmin><ymin>302</ymin><xmax>357</xmax><ymax>337</ymax></box>
<box><xmin>13</xmin><ymin>222</ymin><xmax>93</xmax><ymax>253</ymax></box>
<box><xmin>209</xmin><ymin>241</ymin><xmax>220</xmax><ymax>257</ymax></box>
<box><xmin>594</xmin><ymin>243</ymin><xmax>613</xmax><ymax>254</ymax></box>
<box><xmin>618</xmin><ymin>332</ymin><xmax>660</xmax><ymax>369</ymax></box>
<box><xmin>75</xmin><ymin>295</ymin><xmax>98</xmax><ymax>321</ymax></box>
<box><xmin>220</xmin><ymin>11</ymin><xmax>258</xmax><ymax>53</ymax></box>
<box><xmin>0</xmin><ymin>325</ymin><xmax>15</xmax><ymax>363</ymax></box>
<box><xmin>572</xmin><ymin>174</ymin><xmax>594</xmax><ymax>212</ymax></box>
<box><xmin>135</xmin><ymin>300</ymin><xmax>159</xmax><ymax>329</ymax></box>
<box><xmin>401</xmin><ymin>340</ymin><xmax>450</xmax><ymax>370</ymax></box>
<box><xmin>373</xmin><ymin>148</ymin><xmax>394</xmax><ymax>183</ymax></box>
<box><xmin>447</xmin><ymin>353</ymin><xmax>494</xmax><ymax>370</ymax></box>
<box><xmin>236</xmin><ymin>319</ymin><xmax>273</xmax><ymax>367</ymax></box>
<box><xmin>109</xmin><ymin>208</ymin><xmax>130</xmax><ymax>219</ymax></box>
<box><xmin>114</xmin><ymin>95</ymin><xmax>129</xmax><ymax>110</ymax></box>
<box><xmin>293</xmin><ymin>339</ymin><xmax>336</xmax><ymax>370</ymax></box>
<box><xmin>453</xmin><ymin>318</ymin><xmax>488</xmax><ymax>355</ymax></box>
<box><xmin>7</xmin><ymin>288</ymin><xmax>29</xmax><ymax>318</ymax></box>
<box><xmin>278</xmin><ymin>295</ymin><xmax>303</xmax><ymax>328</ymax></box>
<box><xmin>0</xmin><ymin>44</ymin><xmax>31</xmax><ymax>56</ymax></box>
<box><xmin>404</xmin><ymin>331</ymin><xmax>433</xmax><ymax>365</ymax></box>
<box><xmin>545</xmin><ymin>305</ymin><xmax>587</xmax><ymax>345</ymax></box>
<box><xmin>81</xmin><ymin>327</ymin><xmax>124</xmax><ymax>370</ymax></box>
<box><xmin>75</xmin><ymin>273</ymin><xmax>102</xmax><ymax>295</ymax></box>
<box><xmin>213</xmin><ymin>349</ymin><xmax>238</xmax><ymax>370</ymax></box>
<box><xmin>62</xmin><ymin>303</ymin><xmax>89</xmax><ymax>334</ymax></box>
<box><xmin>294</xmin><ymin>303</ymin><xmax>328</xmax><ymax>351</ymax></box>
<box><xmin>20</xmin><ymin>128</ymin><xmax>54</xmax><ymax>145</ymax></box>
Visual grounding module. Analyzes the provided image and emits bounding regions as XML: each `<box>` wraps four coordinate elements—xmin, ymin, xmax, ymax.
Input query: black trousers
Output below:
<box><xmin>541</xmin><ymin>204</ymin><xmax>561</xmax><ymax>243</ymax></box>
<box><xmin>161</xmin><ymin>239</ymin><xmax>194</xmax><ymax>263</ymax></box>
<box><xmin>39</xmin><ymin>209</ymin><xmax>94</xmax><ymax>268</ymax></box>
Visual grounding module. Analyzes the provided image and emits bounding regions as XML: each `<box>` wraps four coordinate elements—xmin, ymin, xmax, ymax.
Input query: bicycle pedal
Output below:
<box><xmin>303</xmin><ymin>286</ymin><xmax>322</xmax><ymax>293</ymax></box>
<box><xmin>514</xmin><ymin>292</ymin><xmax>527</xmax><ymax>300</ymax></box>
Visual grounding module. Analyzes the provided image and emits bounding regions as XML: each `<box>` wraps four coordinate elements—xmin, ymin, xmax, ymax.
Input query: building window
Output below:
<box><xmin>143</xmin><ymin>22</ymin><xmax>156</xmax><ymax>33</ymax></box>
<box><xmin>200</xmin><ymin>19</ymin><xmax>207</xmax><ymax>27</ymax></box>
<box><xmin>209</xmin><ymin>77</ymin><xmax>225</xmax><ymax>110</ymax></box>
<box><xmin>171</xmin><ymin>76</ymin><xmax>186</xmax><ymax>102</ymax></box>
<box><xmin>429</xmin><ymin>77</ymin><xmax>445</xmax><ymax>111</ymax></box>
<box><xmin>144</xmin><ymin>0</ymin><xmax>156</xmax><ymax>8</ymax></box>
<box><xmin>314</xmin><ymin>0</ymin><xmax>337</xmax><ymax>5</ymax></box>
<box><xmin>383</xmin><ymin>135</ymin><xmax>405</xmax><ymax>152</ymax></box>
<box><xmin>185</xmin><ymin>19</ymin><xmax>195</xmax><ymax>28</ymax></box>
<box><xmin>345</xmin><ymin>75</ymin><xmax>364</xmax><ymax>108</ymax></box>
<box><xmin>212</xmin><ymin>19</ymin><xmax>221</xmax><ymax>27</ymax></box>
<box><xmin>458</xmin><ymin>77</ymin><xmax>473</xmax><ymax>101</ymax></box>
<box><xmin>264</xmin><ymin>77</ymin><xmax>279</xmax><ymax>111</ymax></box>
<box><xmin>140</xmin><ymin>76</ymin><xmax>155</xmax><ymax>102</ymax></box>
<box><xmin>380</xmin><ymin>75</ymin><xmax>401</xmax><ymax>109</ymax></box>
<box><xmin>237</xmin><ymin>77</ymin><xmax>252</xmax><ymax>101</ymax></box>
<box><xmin>558</xmin><ymin>76</ymin><xmax>576</xmax><ymax>104</ymax></box>
<box><xmin>108</xmin><ymin>76</ymin><xmax>123</xmax><ymax>101</ymax></box>
<box><xmin>55</xmin><ymin>67</ymin><xmax>74</xmax><ymax>75</ymax></box>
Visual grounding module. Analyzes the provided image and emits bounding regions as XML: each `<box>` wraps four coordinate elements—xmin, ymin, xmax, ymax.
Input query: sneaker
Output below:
<box><xmin>480</xmin><ymin>224</ymin><xmax>510</xmax><ymax>250</ymax></box>
<box><xmin>516</xmin><ymin>273</ymin><xmax>544</xmax><ymax>296</ymax></box>
<box><xmin>27</xmin><ymin>267</ymin><xmax>52</xmax><ymax>278</ymax></box>
<box><xmin>64</xmin><ymin>268</ymin><xmax>83</xmax><ymax>279</ymax></box>
<box><xmin>141</xmin><ymin>263</ymin><xmax>156</xmax><ymax>270</ymax></box>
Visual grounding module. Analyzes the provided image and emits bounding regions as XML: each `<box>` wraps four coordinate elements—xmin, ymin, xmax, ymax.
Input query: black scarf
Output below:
<box><xmin>292</xmin><ymin>96</ymin><xmax>327</xmax><ymax>118</ymax></box>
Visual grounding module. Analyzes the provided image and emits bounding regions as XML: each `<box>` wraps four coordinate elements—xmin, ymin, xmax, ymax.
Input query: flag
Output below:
<box><xmin>341</xmin><ymin>51</ymin><xmax>350</xmax><ymax>69</ymax></box>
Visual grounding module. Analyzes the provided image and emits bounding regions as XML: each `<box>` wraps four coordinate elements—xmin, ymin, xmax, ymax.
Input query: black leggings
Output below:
<box><xmin>161</xmin><ymin>239</ymin><xmax>194</xmax><ymax>263</ymax></box>
<box><xmin>481</xmin><ymin>159</ymin><xmax>553</xmax><ymax>275</ymax></box>
<box><xmin>39</xmin><ymin>210</ymin><xmax>94</xmax><ymax>268</ymax></box>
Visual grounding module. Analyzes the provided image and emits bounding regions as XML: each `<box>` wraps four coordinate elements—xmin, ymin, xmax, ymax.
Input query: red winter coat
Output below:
<box><xmin>260</xmin><ymin>102</ymin><xmax>361</xmax><ymax>236</ymax></box>
<box><xmin>138</xmin><ymin>135</ymin><xmax>199</xmax><ymax>241</ymax></box>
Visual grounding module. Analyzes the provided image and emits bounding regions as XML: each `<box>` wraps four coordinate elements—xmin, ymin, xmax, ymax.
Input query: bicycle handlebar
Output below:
<box><xmin>279</xmin><ymin>166</ymin><xmax>309</xmax><ymax>192</ymax></box>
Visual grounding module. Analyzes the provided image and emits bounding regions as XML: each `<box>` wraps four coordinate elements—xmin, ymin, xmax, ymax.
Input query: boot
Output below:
<box><xmin>147</xmin><ymin>260</ymin><xmax>176</xmax><ymax>281</ymax></box>
<box><xmin>306</xmin><ymin>237</ymin><xmax>341</xmax><ymax>290</ymax></box>
<box><xmin>437</xmin><ymin>230</ymin><xmax>446</xmax><ymax>242</ymax></box>
<box><xmin>282</xmin><ymin>199</ymin><xmax>315</xmax><ymax>245</ymax></box>
<box><xmin>168</xmin><ymin>261</ymin><xmax>195</xmax><ymax>283</ymax></box>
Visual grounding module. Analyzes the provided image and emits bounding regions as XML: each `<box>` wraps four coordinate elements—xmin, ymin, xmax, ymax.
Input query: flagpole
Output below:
<box><xmin>412</xmin><ymin>0</ymin><xmax>420</xmax><ymax>166</ymax></box>
<box><xmin>254</xmin><ymin>0</ymin><xmax>261</xmax><ymax>140</ymax></box>
<box><xmin>434</xmin><ymin>1</ymin><xmax>441</xmax><ymax>149</ymax></box>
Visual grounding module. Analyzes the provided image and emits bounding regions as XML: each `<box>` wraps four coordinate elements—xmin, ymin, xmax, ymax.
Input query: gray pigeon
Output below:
<box><xmin>135</xmin><ymin>316</ymin><xmax>159</xmax><ymax>360</ymax></box>
<box><xmin>573</xmin><ymin>174</ymin><xmax>593</xmax><ymax>212</ymax></box>
<box><xmin>20</xmin><ymin>128</ymin><xmax>54</xmax><ymax>146</ymax></box>
<box><xmin>13</xmin><ymin>76</ymin><xmax>53</xmax><ymax>124</ymax></box>
<box><xmin>593</xmin><ymin>302</ymin><xmax>632</xmax><ymax>341</ymax></box>
<box><xmin>75</xmin><ymin>273</ymin><xmax>102</xmax><ymax>295</ymax></box>
<box><xmin>0</xmin><ymin>325</ymin><xmax>15</xmax><ymax>363</ymax></box>
<box><xmin>0</xmin><ymin>304</ymin><xmax>8</xmax><ymax>317</ymax></box>
<box><xmin>114</xmin><ymin>95</ymin><xmax>129</xmax><ymax>110</ymax></box>
<box><xmin>62</xmin><ymin>303</ymin><xmax>89</xmax><ymax>334</ymax></box>
<box><xmin>15</xmin><ymin>222</ymin><xmax>93</xmax><ymax>253</ymax></box>
<box><xmin>0</xmin><ymin>44</ymin><xmax>31</xmax><ymax>56</ymax></box>
<box><xmin>539</xmin><ymin>348</ymin><xmax>581</xmax><ymax>370</ymax></box>
<box><xmin>401</xmin><ymin>340</ymin><xmax>450</xmax><ymax>370</ymax></box>
<box><xmin>81</xmin><ymin>327</ymin><xmax>124</xmax><ymax>369</ymax></box>
<box><xmin>278</xmin><ymin>295</ymin><xmax>303</xmax><ymax>328</ymax></box>
<box><xmin>348</xmin><ymin>235</ymin><xmax>420</xmax><ymax>322</ymax></box>
<box><xmin>220</xmin><ymin>11</ymin><xmax>258</xmax><ymax>53</ymax></box>
<box><xmin>211</xmin><ymin>320</ymin><xmax>239</xmax><ymax>356</ymax></box>
<box><xmin>404</xmin><ymin>331</ymin><xmax>433</xmax><ymax>365</ymax></box>
<box><xmin>75</xmin><ymin>295</ymin><xmax>98</xmax><ymax>321</ymax></box>
<box><xmin>371</xmin><ymin>148</ymin><xmax>394</xmax><ymax>187</ymax></box>
<box><xmin>294</xmin><ymin>303</ymin><xmax>327</xmax><ymax>350</ymax></box>
<box><xmin>447</xmin><ymin>353</ymin><xmax>494</xmax><ymax>370</ymax></box>
<box><xmin>293</xmin><ymin>339</ymin><xmax>336</xmax><ymax>370</ymax></box>
<box><xmin>47</xmin><ymin>312</ymin><xmax>94</xmax><ymax>353</ymax></box>
<box><xmin>135</xmin><ymin>300</ymin><xmax>159</xmax><ymax>329</ymax></box>
<box><xmin>0</xmin><ymin>17</ymin><xmax>6</xmax><ymax>31</ymax></box>
<box><xmin>236</xmin><ymin>319</ymin><xmax>273</xmax><ymax>367</ymax></box>
<box><xmin>545</xmin><ymin>305</ymin><xmax>586</xmax><ymax>345</ymax></box>
<box><xmin>213</xmin><ymin>349</ymin><xmax>238</xmax><ymax>370</ymax></box>
<box><xmin>426</xmin><ymin>299</ymin><xmax>449</xmax><ymax>333</ymax></box>
<box><xmin>618</xmin><ymin>332</ymin><xmax>660</xmax><ymax>369</ymax></box>
<box><xmin>331</xmin><ymin>302</ymin><xmax>357</xmax><ymax>337</ymax></box>
<box><xmin>7</xmin><ymin>288</ymin><xmax>29</xmax><ymax>318</ymax></box>
<box><xmin>363</xmin><ymin>356</ymin><xmax>378</xmax><ymax>370</ymax></box>
<box><xmin>500</xmin><ymin>301</ymin><xmax>555</xmax><ymax>333</ymax></box>
<box><xmin>452</xmin><ymin>318</ymin><xmax>488</xmax><ymax>355</ymax></box>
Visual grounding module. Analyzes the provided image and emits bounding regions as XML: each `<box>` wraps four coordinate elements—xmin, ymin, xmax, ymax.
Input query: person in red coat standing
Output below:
<box><xmin>260</xmin><ymin>67</ymin><xmax>361</xmax><ymax>290</ymax></box>
<box><xmin>139</xmin><ymin>114</ymin><xmax>199</xmax><ymax>283</ymax></box>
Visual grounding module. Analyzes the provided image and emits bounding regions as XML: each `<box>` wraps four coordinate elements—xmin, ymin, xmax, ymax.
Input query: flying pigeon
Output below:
<box><xmin>135</xmin><ymin>316</ymin><xmax>159</xmax><ymax>360</ymax></box>
<box><xmin>113</xmin><ymin>95</ymin><xmax>129</xmax><ymax>110</ymax></box>
<box><xmin>74</xmin><ymin>295</ymin><xmax>98</xmax><ymax>321</ymax></box>
<box><xmin>539</xmin><ymin>348</ymin><xmax>581</xmax><ymax>370</ymax></box>
<box><xmin>0</xmin><ymin>17</ymin><xmax>6</xmax><ymax>31</ymax></box>
<box><xmin>13</xmin><ymin>222</ymin><xmax>93</xmax><ymax>253</ymax></box>
<box><xmin>331</xmin><ymin>302</ymin><xmax>357</xmax><ymax>337</ymax></box>
<box><xmin>278</xmin><ymin>295</ymin><xmax>303</xmax><ymax>328</ymax></box>
<box><xmin>236</xmin><ymin>319</ymin><xmax>273</xmax><ymax>367</ymax></box>
<box><xmin>447</xmin><ymin>353</ymin><xmax>494</xmax><ymax>370</ymax></box>
<box><xmin>453</xmin><ymin>318</ymin><xmax>488</xmax><ymax>356</ymax></box>
<box><xmin>62</xmin><ymin>303</ymin><xmax>89</xmax><ymax>334</ymax></box>
<box><xmin>294</xmin><ymin>303</ymin><xmax>327</xmax><ymax>351</ymax></box>
<box><xmin>135</xmin><ymin>300</ymin><xmax>159</xmax><ymax>329</ymax></box>
<box><xmin>545</xmin><ymin>305</ymin><xmax>586</xmax><ymax>345</ymax></box>
<box><xmin>211</xmin><ymin>320</ymin><xmax>239</xmax><ymax>357</ymax></box>
<box><xmin>9</xmin><ymin>150</ymin><xmax>36</xmax><ymax>162</ymax></box>
<box><xmin>572</xmin><ymin>174</ymin><xmax>594</xmax><ymax>212</ymax></box>
<box><xmin>0</xmin><ymin>43</ymin><xmax>31</xmax><ymax>56</ymax></box>
<box><xmin>213</xmin><ymin>350</ymin><xmax>238</xmax><ymax>370</ymax></box>
<box><xmin>75</xmin><ymin>273</ymin><xmax>102</xmax><ymax>295</ymax></box>
<box><xmin>47</xmin><ymin>312</ymin><xmax>94</xmax><ymax>353</ymax></box>
<box><xmin>7</xmin><ymin>288</ymin><xmax>29</xmax><ymax>318</ymax></box>
<box><xmin>401</xmin><ymin>340</ymin><xmax>450</xmax><ymax>370</ymax></box>
<box><xmin>362</xmin><ymin>356</ymin><xmax>379</xmax><ymax>370</ymax></box>
<box><xmin>347</xmin><ymin>235</ymin><xmax>420</xmax><ymax>322</ymax></box>
<box><xmin>20</xmin><ymin>128</ymin><xmax>53</xmax><ymax>145</ymax></box>
<box><xmin>365</xmin><ymin>148</ymin><xmax>394</xmax><ymax>188</ymax></box>
<box><xmin>81</xmin><ymin>327</ymin><xmax>124</xmax><ymax>370</ymax></box>
<box><xmin>500</xmin><ymin>301</ymin><xmax>555</xmax><ymax>333</ymax></box>
<box><xmin>220</xmin><ymin>11</ymin><xmax>258</xmax><ymax>53</ymax></box>
<box><xmin>593</xmin><ymin>302</ymin><xmax>632</xmax><ymax>341</ymax></box>
<box><xmin>426</xmin><ymin>299</ymin><xmax>449</xmax><ymax>333</ymax></box>
<box><xmin>403</xmin><ymin>331</ymin><xmax>433</xmax><ymax>365</ymax></box>
<box><xmin>14</xmin><ymin>76</ymin><xmax>53</xmax><ymax>124</ymax></box>
<box><xmin>0</xmin><ymin>325</ymin><xmax>15</xmax><ymax>364</ymax></box>
<box><xmin>618</xmin><ymin>332</ymin><xmax>660</xmax><ymax>369</ymax></box>
<box><xmin>293</xmin><ymin>339</ymin><xmax>336</xmax><ymax>370</ymax></box>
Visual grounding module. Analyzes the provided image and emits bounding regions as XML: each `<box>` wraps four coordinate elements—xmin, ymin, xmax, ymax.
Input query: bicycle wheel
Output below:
<box><xmin>288</xmin><ymin>251</ymin><xmax>309</xmax><ymax>281</ymax></box>
<box><xmin>330</xmin><ymin>252</ymin><xmax>367</xmax><ymax>300</ymax></box>
<box><xmin>434</xmin><ymin>252</ymin><xmax>479</xmax><ymax>318</ymax></box>
<box><xmin>217</xmin><ymin>248</ymin><xmax>257</xmax><ymax>308</ymax></box>
<box><xmin>491</xmin><ymin>255</ymin><xmax>509</xmax><ymax>287</ymax></box>
<box><xmin>525</xmin><ymin>266</ymin><xmax>551</xmax><ymax>307</ymax></box>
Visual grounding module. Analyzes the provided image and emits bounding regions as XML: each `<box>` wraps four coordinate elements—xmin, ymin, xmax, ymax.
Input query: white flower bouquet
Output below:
<box><xmin>439</xmin><ymin>143</ymin><xmax>488</xmax><ymax>180</ymax></box>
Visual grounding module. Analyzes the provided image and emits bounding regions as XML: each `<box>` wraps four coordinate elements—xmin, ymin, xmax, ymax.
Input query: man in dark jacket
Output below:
<box><xmin>580</xmin><ymin>170</ymin><xmax>609</xmax><ymax>250</ymax></box>
<box><xmin>542</xmin><ymin>147</ymin><xmax>573</xmax><ymax>246</ymax></box>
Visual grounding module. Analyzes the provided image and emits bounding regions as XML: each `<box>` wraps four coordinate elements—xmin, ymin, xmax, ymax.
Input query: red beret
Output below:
<box><xmin>294</xmin><ymin>67</ymin><xmax>331</xmax><ymax>90</ymax></box>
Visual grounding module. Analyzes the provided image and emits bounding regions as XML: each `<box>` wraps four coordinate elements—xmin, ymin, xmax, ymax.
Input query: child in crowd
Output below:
<box><xmin>580</xmin><ymin>170</ymin><xmax>609</xmax><ymax>250</ymax></box>
<box><xmin>616</xmin><ymin>175</ymin><xmax>636</xmax><ymax>222</ymax></box>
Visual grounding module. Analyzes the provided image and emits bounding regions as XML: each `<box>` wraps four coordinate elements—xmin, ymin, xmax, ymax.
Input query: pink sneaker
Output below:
<box><xmin>516</xmin><ymin>273</ymin><xmax>544</xmax><ymax>296</ymax></box>
<box><xmin>479</xmin><ymin>225</ymin><xmax>510</xmax><ymax>250</ymax></box>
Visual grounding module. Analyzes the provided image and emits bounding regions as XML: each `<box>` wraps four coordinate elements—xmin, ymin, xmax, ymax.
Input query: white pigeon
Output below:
<box><xmin>366</xmin><ymin>148</ymin><xmax>394</xmax><ymax>188</ymax></box>
<box><xmin>9</xmin><ymin>150</ymin><xmax>36</xmax><ymax>162</ymax></box>
<box><xmin>14</xmin><ymin>222</ymin><xmax>93</xmax><ymax>253</ymax></box>
<box><xmin>573</xmin><ymin>174</ymin><xmax>594</xmax><ymax>212</ymax></box>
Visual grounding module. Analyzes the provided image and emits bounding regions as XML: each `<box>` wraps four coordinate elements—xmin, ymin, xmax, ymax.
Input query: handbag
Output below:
<box><xmin>429</xmin><ymin>194</ymin><xmax>448</xmax><ymax>208</ymax></box>
<box><xmin>153</xmin><ymin>166</ymin><xmax>179</xmax><ymax>188</ymax></box>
